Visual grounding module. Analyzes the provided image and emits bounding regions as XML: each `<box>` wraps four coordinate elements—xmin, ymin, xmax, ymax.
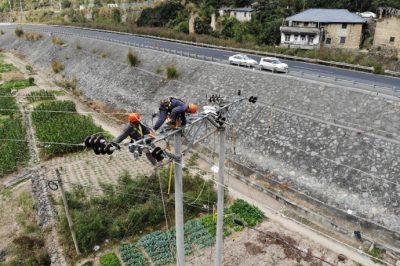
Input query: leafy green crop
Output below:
<box><xmin>230</xmin><ymin>199</ymin><xmax>264</xmax><ymax>226</ymax></box>
<box><xmin>0</xmin><ymin>116</ymin><xmax>29</xmax><ymax>177</ymax></box>
<box><xmin>26</xmin><ymin>90</ymin><xmax>56</xmax><ymax>103</ymax></box>
<box><xmin>120</xmin><ymin>243</ymin><xmax>147</xmax><ymax>266</ymax></box>
<box><xmin>0</xmin><ymin>62</ymin><xmax>15</xmax><ymax>72</ymax></box>
<box><xmin>0</xmin><ymin>78</ymin><xmax>34</xmax><ymax>90</ymax></box>
<box><xmin>31</xmin><ymin>100</ymin><xmax>104</xmax><ymax>159</ymax></box>
<box><xmin>139</xmin><ymin>230</ymin><xmax>175</xmax><ymax>266</ymax></box>
<box><xmin>100</xmin><ymin>253</ymin><xmax>121</xmax><ymax>266</ymax></box>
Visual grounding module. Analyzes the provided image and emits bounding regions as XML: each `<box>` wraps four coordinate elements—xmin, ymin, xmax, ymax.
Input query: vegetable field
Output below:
<box><xmin>120</xmin><ymin>243</ymin><xmax>147</xmax><ymax>266</ymax></box>
<box><xmin>0</xmin><ymin>79</ymin><xmax>33</xmax><ymax>177</ymax></box>
<box><xmin>31</xmin><ymin>100</ymin><xmax>104</xmax><ymax>159</ymax></box>
<box><xmin>99</xmin><ymin>253</ymin><xmax>121</xmax><ymax>266</ymax></box>
<box><xmin>26</xmin><ymin>90</ymin><xmax>57</xmax><ymax>103</ymax></box>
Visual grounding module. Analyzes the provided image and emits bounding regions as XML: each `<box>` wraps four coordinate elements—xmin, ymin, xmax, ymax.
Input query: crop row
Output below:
<box><xmin>26</xmin><ymin>89</ymin><xmax>57</xmax><ymax>103</ymax></box>
<box><xmin>119</xmin><ymin>243</ymin><xmax>147</xmax><ymax>266</ymax></box>
<box><xmin>31</xmin><ymin>100</ymin><xmax>104</xmax><ymax>159</ymax></box>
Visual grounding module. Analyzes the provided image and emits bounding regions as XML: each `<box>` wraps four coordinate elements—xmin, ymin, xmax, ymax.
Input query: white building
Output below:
<box><xmin>218</xmin><ymin>7</ymin><xmax>253</xmax><ymax>22</ymax></box>
<box><xmin>280</xmin><ymin>9</ymin><xmax>365</xmax><ymax>50</ymax></box>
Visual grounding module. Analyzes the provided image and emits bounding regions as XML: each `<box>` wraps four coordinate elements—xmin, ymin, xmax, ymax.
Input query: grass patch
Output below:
<box><xmin>14</xmin><ymin>28</ymin><xmax>24</xmax><ymax>37</ymax></box>
<box><xmin>127</xmin><ymin>49</ymin><xmax>139</xmax><ymax>66</ymax></box>
<box><xmin>52</xmin><ymin>35</ymin><xmax>65</xmax><ymax>45</ymax></box>
<box><xmin>100</xmin><ymin>253</ymin><xmax>121</xmax><ymax>266</ymax></box>
<box><xmin>31</xmin><ymin>100</ymin><xmax>104</xmax><ymax>159</ymax></box>
<box><xmin>367</xmin><ymin>247</ymin><xmax>384</xmax><ymax>263</ymax></box>
<box><xmin>0</xmin><ymin>30</ymin><xmax>4</xmax><ymax>35</ymax></box>
<box><xmin>101</xmin><ymin>52</ymin><xmax>108</xmax><ymax>58</ymax></box>
<box><xmin>5</xmin><ymin>191</ymin><xmax>50</xmax><ymax>265</ymax></box>
<box><xmin>24</xmin><ymin>31</ymin><xmax>43</xmax><ymax>41</ymax></box>
<box><xmin>26</xmin><ymin>90</ymin><xmax>56</xmax><ymax>103</ymax></box>
<box><xmin>0</xmin><ymin>61</ymin><xmax>15</xmax><ymax>73</ymax></box>
<box><xmin>76</xmin><ymin>40</ymin><xmax>82</xmax><ymax>49</ymax></box>
<box><xmin>25</xmin><ymin>65</ymin><xmax>33</xmax><ymax>73</ymax></box>
<box><xmin>166</xmin><ymin>65</ymin><xmax>178</xmax><ymax>79</ymax></box>
<box><xmin>51</xmin><ymin>59</ymin><xmax>64</xmax><ymax>73</ymax></box>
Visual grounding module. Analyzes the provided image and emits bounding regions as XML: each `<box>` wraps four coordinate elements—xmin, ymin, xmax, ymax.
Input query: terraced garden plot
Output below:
<box><xmin>31</xmin><ymin>100</ymin><xmax>105</xmax><ymax>159</ymax></box>
<box><xmin>120</xmin><ymin>243</ymin><xmax>147</xmax><ymax>266</ymax></box>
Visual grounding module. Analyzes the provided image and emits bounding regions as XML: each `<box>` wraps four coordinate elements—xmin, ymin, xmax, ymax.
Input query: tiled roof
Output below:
<box><xmin>286</xmin><ymin>9</ymin><xmax>366</xmax><ymax>23</ymax></box>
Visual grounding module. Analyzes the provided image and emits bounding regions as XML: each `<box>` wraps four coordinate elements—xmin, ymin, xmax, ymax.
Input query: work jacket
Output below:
<box><xmin>153</xmin><ymin>98</ymin><xmax>187</xmax><ymax>130</ymax></box>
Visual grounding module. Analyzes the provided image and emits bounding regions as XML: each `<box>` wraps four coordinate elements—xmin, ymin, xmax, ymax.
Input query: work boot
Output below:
<box><xmin>146</xmin><ymin>152</ymin><xmax>158</xmax><ymax>166</ymax></box>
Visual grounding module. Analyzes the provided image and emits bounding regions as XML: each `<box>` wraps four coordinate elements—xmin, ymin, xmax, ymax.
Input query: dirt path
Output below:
<box><xmin>3</xmin><ymin>52</ymin><xmax>383</xmax><ymax>266</ymax></box>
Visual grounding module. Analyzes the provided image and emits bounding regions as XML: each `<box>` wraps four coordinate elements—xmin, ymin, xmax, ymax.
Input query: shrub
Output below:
<box><xmin>28</xmin><ymin>77</ymin><xmax>34</xmax><ymax>85</ymax></box>
<box><xmin>24</xmin><ymin>32</ymin><xmax>43</xmax><ymax>41</ymax></box>
<box><xmin>166</xmin><ymin>65</ymin><xmax>178</xmax><ymax>79</ymax></box>
<box><xmin>81</xmin><ymin>262</ymin><xmax>93</xmax><ymax>266</ymax></box>
<box><xmin>52</xmin><ymin>35</ymin><xmax>65</xmax><ymax>45</ymax></box>
<box><xmin>0</xmin><ymin>30</ymin><xmax>4</xmax><ymax>35</ymax></box>
<box><xmin>15</xmin><ymin>28</ymin><xmax>24</xmax><ymax>37</ymax></box>
<box><xmin>100</xmin><ymin>253</ymin><xmax>121</xmax><ymax>266</ymax></box>
<box><xmin>230</xmin><ymin>199</ymin><xmax>264</xmax><ymax>226</ymax></box>
<box><xmin>373</xmin><ymin>64</ymin><xmax>385</xmax><ymax>74</ymax></box>
<box><xmin>26</xmin><ymin>65</ymin><xmax>33</xmax><ymax>73</ymax></box>
<box><xmin>101</xmin><ymin>52</ymin><xmax>108</xmax><ymax>58</ymax></box>
<box><xmin>76</xmin><ymin>40</ymin><xmax>82</xmax><ymax>49</ymax></box>
<box><xmin>127</xmin><ymin>49</ymin><xmax>139</xmax><ymax>66</ymax></box>
<box><xmin>51</xmin><ymin>59</ymin><xmax>64</xmax><ymax>73</ymax></box>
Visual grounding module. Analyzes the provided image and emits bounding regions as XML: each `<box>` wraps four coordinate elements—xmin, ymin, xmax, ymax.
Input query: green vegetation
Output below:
<box><xmin>26</xmin><ymin>90</ymin><xmax>57</xmax><ymax>103</ymax></box>
<box><xmin>166</xmin><ymin>65</ymin><xmax>178</xmax><ymax>79</ymax></box>
<box><xmin>0</xmin><ymin>61</ymin><xmax>14</xmax><ymax>72</ymax></box>
<box><xmin>81</xmin><ymin>262</ymin><xmax>93</xmax><ymax>266</ymax></box>
<box><xmin>229</xmin><ymin>199</ymin><xmax>264</xmax><ymax>226</ymax></box>
<box><xmin>76</xmin><ymin>40</ymin><xmax>82</xmax><ymax>49</ymax></box>
<box><xmin>3</xmin><ymin>191</ymin><xmax>50</xmax><ymax>265</ymax></box>
<box><xmin>59</xmin><ymin>170</ymin><xmax>217</xmax><ymax>254</ymax></box>
<box><xmin>0</xmin><ymin>79</ymin><xmax>33</xmax><ymax>177</ymax></box>
<box><xmin>14</xmin><ymin>28</ymin><xmax>24</xmax><ymax>37</ymax></box>
<box><xmin>31</xmin><ymin>100</ymin><xmax>104</xmax><ymax>159</ymax></box>
<box><xmin>0</xmin><ymin>78</ymin><xmax>34</xmax><ymax>90</ymax></box>
<box><xmin>120</xmin><ymin>243</ymin><xmax>147</xmax><ymax>266</ymax></box>
<box><xmin>367</xmin><ymin>246</ymin><xmax>384</xmax><ymax>263</ymax></box>
<box><xmin>99</xmin><ymin>253</ymin><xmax>121</xmax><ymax>266</ymax></box>
<box><xmin>127</xmin><ymin>49</ymin><xmax>139</xmax><ymax>67</ymax></box>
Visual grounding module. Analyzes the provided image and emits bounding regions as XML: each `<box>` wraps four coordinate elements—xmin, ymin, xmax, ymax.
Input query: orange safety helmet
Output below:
<box><xmin>128</xmin><ymin>113</ymin><xmax>141</xmax><ymax>123</ymax></box>
<box><xmin>186</xmin><ymin>103</ymin><xmax>197</xmax><ymax>113</ymax></box>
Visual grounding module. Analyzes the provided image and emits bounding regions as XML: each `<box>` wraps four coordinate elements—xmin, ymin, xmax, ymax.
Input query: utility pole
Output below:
<box><xmin>215</xmin><ymin>125</ymin><xmax>226</xmax><ymax>266</ymax></box>
<box><xmin>174</xmin><ymin>132</ymin><xmax>185</xmax><ymax>266</ymax></box>
<box><xmin>56</xmin><ymin>169</ymin><xmax>81</xmax><ymax>256</ymax></box>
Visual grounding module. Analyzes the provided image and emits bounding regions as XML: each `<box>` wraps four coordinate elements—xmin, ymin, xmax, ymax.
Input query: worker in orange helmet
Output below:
<box><xmin>113</xmin><ymin>112</ymin><xmax>157</xmax><ymax>165</ymax></box>
<box><xmin>153</xmin><ymin>97</ymin><xmax>197</xmax><ymax>131</ymax></box>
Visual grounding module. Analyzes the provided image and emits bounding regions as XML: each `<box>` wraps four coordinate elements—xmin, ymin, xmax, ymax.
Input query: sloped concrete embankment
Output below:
<box><xmin>0</xmin><ymin>29</ymin><xmax>399</xmax><ymax>245</ymax></box>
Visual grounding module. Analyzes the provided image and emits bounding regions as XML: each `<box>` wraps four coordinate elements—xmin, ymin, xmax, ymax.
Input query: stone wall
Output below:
<box><xmin>0</xmin><ymin>30</ymin><xmax>399</xmax><ymax>234</ymax></box>
<box><xmin>323</xmin><ymin>23</ymin><xmax>363</xmax><ymax>49</ymax></box>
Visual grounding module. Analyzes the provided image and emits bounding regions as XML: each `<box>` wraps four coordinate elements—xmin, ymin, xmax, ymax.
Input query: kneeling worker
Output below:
<box><xmin>113</xmin><ymin>112</ymin><xmax>158</xmax><ymax>165</ymax></box>
<box><xmin>153</xmin><ymin>97</ymin><xmax>197</xmax><ymax>131</ymax></box>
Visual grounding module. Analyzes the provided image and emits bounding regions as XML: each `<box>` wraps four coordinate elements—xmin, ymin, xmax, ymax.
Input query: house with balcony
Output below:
<box><xmin>218</xmin><ymin>7</ymin><xmax>253</xmax><ymax>22</ymax></box>
<box><xmin>373</xmin><ymin>7</ymin><xmax>400</xmax><ymax>50</ymax></box>
<box><xmin>280</xmin><ymin>9</ymin><xmax>365</xmax><ymax>50</ymax></box>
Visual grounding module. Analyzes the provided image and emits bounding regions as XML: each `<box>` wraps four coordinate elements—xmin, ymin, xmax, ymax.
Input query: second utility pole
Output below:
<box><xmin>215</xmin><ymin>125</ymin><xmax>226</xmax><ymax>266</ymax></box>
<box><xmin>174</xmin><ymin>132</ymin><xmax>185</xmax><ymax>266</ymax></box>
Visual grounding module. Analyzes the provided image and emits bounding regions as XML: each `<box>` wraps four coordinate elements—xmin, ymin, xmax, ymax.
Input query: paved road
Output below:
<box><xmin>1</xmin><ymin>23</ymin><xmax>399</xmax><ymax>91</ymax></box>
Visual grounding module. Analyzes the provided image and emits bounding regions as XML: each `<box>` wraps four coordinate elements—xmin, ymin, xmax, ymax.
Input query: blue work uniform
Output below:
<box><xmin>153</xmin><ymin>98</ymin><xmax>188</xmax><ymax>130</ymax></box>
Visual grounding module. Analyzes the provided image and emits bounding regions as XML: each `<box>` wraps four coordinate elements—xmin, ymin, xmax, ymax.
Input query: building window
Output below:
<box><xmin>285</xmin><ymin>35</ymin><xmax>290</xmax><ymax>42</ymax></box>
<box><xmin>294</xmin><ymin>35</ymin><xmax>298</xmax><ymax>41</ymax></box>
<box><xmin>309</xmin><ymin>37</ymin><xmax>314</xmax><ymax>43</ymax></box>
<box><xmin>304</xmin><ymin>22</ymin><xmax>309</xmax><ymax>27</ymax></box>
<box><xmin>301</xmin><ymin>35</ymin><xmax>305</xmax><ymax>41</ymax></box>
<box><xmin>234</xmin><ymin>12</ymin><xmax>237</xmax><ymax>16</ymax></box>
<box><xmin>390</xmin><ymin>36</ymin><xmax>395</xmax><ymax>42</ymax></box>
<box><xmin>326</xmin><ymin>38</ymin><xmax>331</xmax><ymax>44</ymax></box>
<box><xmin>244</xmin><ymin>12</ymin><xmax>247</xmax><ymax>17</ymax></box>
<box><xmin>340</xmin><ymin>37</ymin><xmax>346</xmax><ymax>44</ymax></box>
<box><xmin>342</xmin><ymin>23</ymin><xmax>347</xmax><ymax>29</ymax></box>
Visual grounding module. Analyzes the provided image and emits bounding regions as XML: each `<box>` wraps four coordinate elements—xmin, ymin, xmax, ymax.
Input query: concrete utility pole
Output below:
<box><xmin>174</xmin><ymin>133</ymin><xmax>185</xmax><ymax>266</ymax></box>
<box><xmin>215</xmin><ymin>125</ymin><xmax>226</xmax><ymax>266</ymax></box>
<box><xmin>56</xmin><ymin>169</ymin><xmax>81</xmax><ymax>256</ymax></box>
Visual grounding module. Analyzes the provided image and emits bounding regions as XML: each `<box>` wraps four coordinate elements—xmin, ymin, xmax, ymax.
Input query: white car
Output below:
<box><xmin>357</xmin><ymin>11</ymin><xmax>376</xmax><ymax>19</ymax></box>
<box><xmin>228</xmin><ymin>54</ymin><xmax>257</xmax><ymax>67</ymax></box>
<box><xmin>259</xmin><ymin>57</ymin><xmax>288</xmax><ymax>73</ymax></box>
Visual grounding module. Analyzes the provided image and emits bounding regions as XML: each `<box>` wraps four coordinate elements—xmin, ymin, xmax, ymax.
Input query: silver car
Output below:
<box><xmin>259</xmin><ymin>57</ymin><xmax>288</xmax><ymax>73</ymax></box>
<box><xmin>228</xmin><ymin>54</ymin><xmax>258</xmax><ymax>67</ymax></box>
